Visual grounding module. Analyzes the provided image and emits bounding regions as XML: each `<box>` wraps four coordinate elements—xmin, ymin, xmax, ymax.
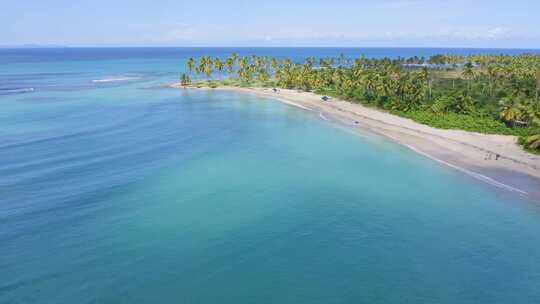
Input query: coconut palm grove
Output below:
<box><xmin>181</xmin><ymin>53</ymin><xmax>540</xmax><ymax>152</ymax></box>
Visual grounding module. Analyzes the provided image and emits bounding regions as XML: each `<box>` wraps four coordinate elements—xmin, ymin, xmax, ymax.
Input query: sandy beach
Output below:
<box><xmin>171</xmin><ymin>84</ymin><xmax>540</xmax><ymax>200</ymax></box>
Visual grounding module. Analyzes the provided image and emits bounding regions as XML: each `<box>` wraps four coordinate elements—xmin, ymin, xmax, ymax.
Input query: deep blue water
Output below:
<box><xmin>1</xmin><ymin>48</ymin><xmax>540</xmax><ymax>304</ymax></box>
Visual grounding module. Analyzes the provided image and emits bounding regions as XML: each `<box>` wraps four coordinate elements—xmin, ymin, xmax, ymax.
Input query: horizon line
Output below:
<box><xmin>1</xmin><ymin>45</ymin><xmax>540</xmax><ymax>50</ymax></box>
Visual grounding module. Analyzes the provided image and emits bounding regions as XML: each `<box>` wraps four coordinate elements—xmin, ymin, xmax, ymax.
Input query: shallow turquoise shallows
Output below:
<box><xmin>2</xmin><ymin>48</ymin><xmax>540</xmax><ymax>304</ymax></box>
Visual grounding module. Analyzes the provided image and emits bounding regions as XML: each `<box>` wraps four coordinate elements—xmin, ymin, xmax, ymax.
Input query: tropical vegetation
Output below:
<box><xmin>180</xmin><ymin>53</ymin><xmax>540</xmax><ymax>153</ymax></box>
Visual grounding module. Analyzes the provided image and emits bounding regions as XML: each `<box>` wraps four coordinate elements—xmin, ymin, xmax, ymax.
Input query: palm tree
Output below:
<box><xmin>363</xmin><ymin>72</ymin><xmax>377</xmax><ymax>101</ymax></box>
<box><xmin>271</xmin><ymin>57</ymin><xmax>280</xmax><ymax>74</ymax></box>
<box><xmin>378</xmin><ymin>73</ymin><xmax>393</xmax><ymax>101</ymax></box>
<box><xmin>406</xmin><ymin>76</ymin><xmax>426</xmax><ymax>111</ymax></box>
<box><xmin>499</xmin><ymin>96</ymin><xmax>523</xmax><ymax>126</ymax></box>
<box><xmin>395</xmin><ymin>73</ymin><xmax>408</xmax><ymax>102</ymax></box>
<box><xmin>521</xmin><ymin>99</ymin><xmax>540</xmax><ymax>126</ymax></box>
<box><xmin>225</xmin><ymin>57</ymin><xmax>235</xmax><ymax>78</ymax></box>
<box><xmin>180</xmin><ymin>73</ymin><xmax>191</xmax><ymax>87</ymax></box>
<box><xmin>231</xmin><ymin>52</ymin><xmax>239</xmax><ymax>63</ymax></box>
<box><xmin>197</xmin><ymin>56</ymin><xmax>207</xmax><ymax>78</ymax></box>
<box><xmin>420</xmin><ymin>67</ymin><xmax>431</xmax><ymax>100</ymax></box>
<box><xmin>214</xmin><ymin>58</ymin><xmax>224</xmax><ymax>80</ymax></box>
<box><xmin>486</xmin><ymin>64</ymin><xmax>499</xmax><ymax>96</ymax></box>
<box><xmin>237</xmin><ymin>57</ymin><xmax>250</xmax><ymax>83</ymax></box>
<box><xmin>258</xmin><ymin>67</ymin><xmax>270</xmax><ymax>83</ymax></box>
<box><xmin>462</xmin><ymin>61</ymin><xmax>475</xmax><ymax>93</ymax></box>
<box><xmin>204</xmin><ymin>57</ymin><xmax>214</xmax><ymax>81</ymax></box>
<box><xmin>187</xmin><ymin>58</ymin><xmax>195</xmax><ymax>76</ymax></box>
<box><xmin>238</xmin><ymin>57</ymin><xmax>248</xmax><ymax>70</ymax></box>
<box><xmin>452</xmin><ymin>94</ymin><xmax>475</xmax><ymax>114</ymax></box>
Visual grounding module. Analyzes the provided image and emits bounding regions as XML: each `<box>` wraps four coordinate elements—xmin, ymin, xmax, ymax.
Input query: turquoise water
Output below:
<box><xmin>2</xmin><ymin>48</ymin><xmax>540</xmax><ymax>303</ymax></box>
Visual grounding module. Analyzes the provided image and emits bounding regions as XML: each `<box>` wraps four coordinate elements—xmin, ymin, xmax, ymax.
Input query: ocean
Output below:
<box><xmin>1</xmin><ymin>47</ymin><xmax>540</xmax><ymax>303</ymax></box>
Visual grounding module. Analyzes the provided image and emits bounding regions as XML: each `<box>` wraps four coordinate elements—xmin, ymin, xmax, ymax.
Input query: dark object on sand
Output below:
<box><xmin>321</xmin><ymin>95</ymin><xmax>330</xmax><ymax>101</ymax></box>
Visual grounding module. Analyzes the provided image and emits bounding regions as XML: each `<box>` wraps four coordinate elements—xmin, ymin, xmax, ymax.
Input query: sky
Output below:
<box><xmin>1</xmin><ymin>0</ymin><xmax>539</xmax><ymax>48</ymax></box>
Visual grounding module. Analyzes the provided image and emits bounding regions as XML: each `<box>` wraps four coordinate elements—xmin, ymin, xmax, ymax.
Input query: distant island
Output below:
<box><xmin>177</xmin><ymin>53</ymin><xmax>540</xmax><ymax>155</ymax></box>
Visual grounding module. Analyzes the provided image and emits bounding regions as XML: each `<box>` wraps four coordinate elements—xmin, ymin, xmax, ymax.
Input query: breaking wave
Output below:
<box><xmin>92</xmin><ymin>76</ymin><xmax>141</xmax><ymax>83</ymax></box>
<box><xmin>0</xmin><ymin>87</ymin><xmax>35</xmax><ymax>95</ymax></box>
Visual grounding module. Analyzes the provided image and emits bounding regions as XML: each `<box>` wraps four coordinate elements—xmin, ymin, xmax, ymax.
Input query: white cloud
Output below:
<box><xmin>486</xmin><ymin>27</ymin><xmax>511</xmax><ymax>40</ymax></box>
<box><xmin>162</xmin><ymin>24</ymin><xmax>198</xmax><ymax>41</ymax></box>
<box><xmin>131</xmin><ymin>21</ymin><xmax>536</xmax><ymax>48</ymax></box>
<box><xmin>440</xmin><ymin>26</ymin><xmax>513</xmax><ymax>41</ymax></box>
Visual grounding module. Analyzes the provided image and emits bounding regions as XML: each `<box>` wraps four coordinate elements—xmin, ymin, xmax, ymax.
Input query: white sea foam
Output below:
<box><xmin>403</xmin><ymin>144</ymin><xmax>528</xmax><ymax>196</ymax></box>
<box><xmin>92</xmin><ymin>76</ymin><xmax>140</xmax><ymax>83</ymax></box>
<box><xmin>319</xmin><ymin>112</ymin><xmax>329</xmax><ymax>121</ymax></box>
<box><xmin>275</xmin><ymin>98</ymin><xmax>311</xmax><ymax>111</ymax></box>
<box><xmin>0</xmin><ymin>87</ymin><xmax>34</xmax><ymax>94</ymax></box>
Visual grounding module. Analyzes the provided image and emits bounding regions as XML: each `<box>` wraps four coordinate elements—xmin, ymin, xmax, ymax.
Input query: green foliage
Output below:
<box><xmin>180</xmin><ymin>73</ymin><xmax>191</xmax><ymax>86</ymax></box>
<box><xmin>429</xmin><ymin>94</ymin><xmax>475</xmax><ymax>115</ymax></box>
<box><xmin>399</xmin><ymin>111</ymin><xmax>532</xmax><ymax>136</ymax></box>
<box><xmin>519</xmin><ymin>132</ymin><xmax>540</xmax><ymax>154</ymax></box>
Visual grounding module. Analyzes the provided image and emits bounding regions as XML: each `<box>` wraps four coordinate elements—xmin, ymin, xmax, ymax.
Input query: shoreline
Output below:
<box><xmin>170</xmin><ymin>84</ymin><xmax>540</xmax><ymax>201</ymax></box>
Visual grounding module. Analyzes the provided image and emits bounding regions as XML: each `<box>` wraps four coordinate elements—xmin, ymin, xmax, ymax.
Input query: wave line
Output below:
<box><xmin>404</xmin><ymin>144</ymin><xmax>528</xmax><ymax>195</ymax></box>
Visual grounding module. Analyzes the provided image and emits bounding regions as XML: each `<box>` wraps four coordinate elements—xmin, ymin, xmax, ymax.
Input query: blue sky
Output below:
<box><xmin>1</xmin><ymin>0</ymin><xmax>539</xmax><ymax>48</ymax></box>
